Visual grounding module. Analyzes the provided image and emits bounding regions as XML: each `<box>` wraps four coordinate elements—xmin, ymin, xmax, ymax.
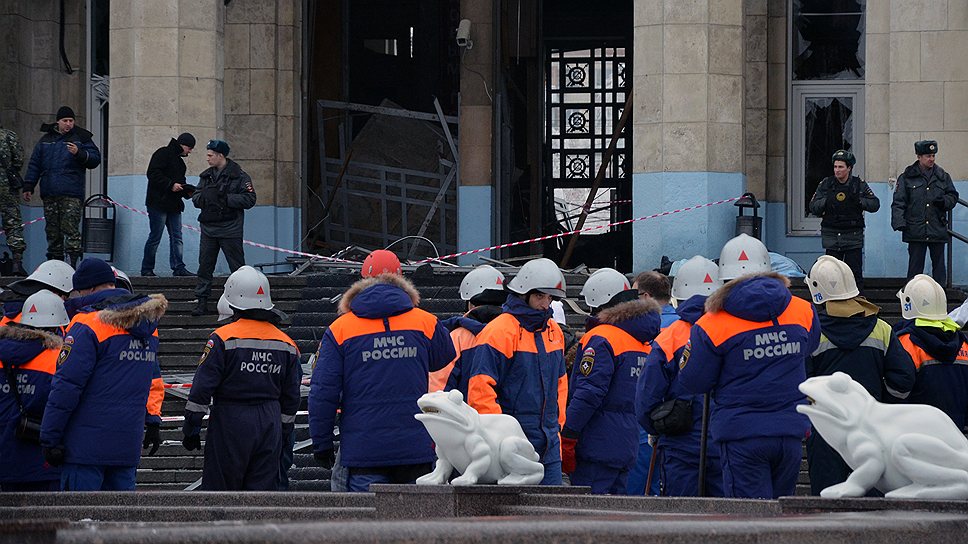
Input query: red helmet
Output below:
<box><xmin>361</xmin><ymin>250</ymin><xmax>402</xmax><ymax>277</ymax></box>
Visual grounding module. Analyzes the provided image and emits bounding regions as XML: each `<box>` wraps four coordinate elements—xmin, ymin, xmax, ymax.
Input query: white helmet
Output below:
<box><xmin>672</xmin><ymin>256</ymin><xmax>722</xmax><ymax>301</ymax></box>
<box><xmin>805</xmin><ymin>256</ymin><xmax>858</xmax><ymax>305</ymax></box>
<box><xmin>719</xmin><ymin>233</ymin><xmax>771</xmax><ymax>281</ymax></box>
<box><xmin>112</xmin><ymin>267</ymin><xmax>133</xmax><ymax>292</ymax></box>
<box><xmin>223</xmin><ymin>266</ymin><xmax>274</xmax><ymax>310</ymax></box>
<box><xmin>460</xmin><ymin>265</ymin><xmax>505</xmax><ymax>301</ymax></box>
<box><xmin>580</xmin><ymin>268</ymin><xmax>631</xmax><ymax>309</ymax></box>
<box><xmin>897</xmin><ymin>274</ymin><xmax>948</xmax><ymax>320</ymax></box>
<box><xmin>19</xmin><ymin>289</ymin><xmax>70</xmax><ymax>328</ymax></box>
<box><xmin>506</xmin><ymin>258</ymin><xmax>566</xmax><ymax>298</ymax></box>
<box><xmin>16</xmin><ymin>260</ymin><xmax>75</xmax><ymax>295</ymax></box>
<box><xmin>216</xmin><ymin>294</ymin><xmax>234</xmax><ymax>321</ymax></box>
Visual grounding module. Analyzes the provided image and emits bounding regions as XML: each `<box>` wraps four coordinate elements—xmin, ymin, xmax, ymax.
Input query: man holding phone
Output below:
<box><xmin>22</xmin><ymin>106</ymin><xmax>101</xmax><ymax>266</ymax></box>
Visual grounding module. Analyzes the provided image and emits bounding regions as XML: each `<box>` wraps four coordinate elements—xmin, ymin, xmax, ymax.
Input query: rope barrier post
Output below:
<box><xmin>560</xmin><ymin>89</ymin><xmax>634</xmax><ymax>269</ymax></box>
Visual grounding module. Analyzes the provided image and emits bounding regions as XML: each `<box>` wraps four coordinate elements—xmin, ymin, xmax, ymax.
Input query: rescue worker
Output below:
<box><xmin>894</xmin><ymin>275</ymin><xmax>968</xmax><ymax>430</ymax></box>
<box><xmin>808</xmin><ymin>149</ymin><xmax>879</xmax><ymax>289</ymax></box>
<box><xmin>430</xmin><ymin>264</ymin><xmax>505</xmax><ymax>395</ymax></box>
<box><xmin>804</xmin><ymin>256</ymin><xmax>915</xmax><ymax>495</ymax></box>
<box><xmin>181</xmin><ymin>266</ymin><xmax>301</xmax><ymax>490</ymax></box>
<box><xmin>561</xmin><ymin>268</ymin><xmax>661</xmax><ymax>494</ymax></box>
<box><xmin>40</xmin><ymin>258</ymin><xmax>167</xmax><ymax>490</ymax></box>
<box><xmin>677</xmin><ymin>234</ymin><xmax>820</xmax><ymax>499</ymax></box>
<box><xmin>0</xmin><ymin>290</ymin><xmax>70</xmax><ymax>491</ymax></box>
<box><xmin>636</xmin><ymin>255</ymin><xmax>725</xmax><ymax>497</ymax></box>
<box><xmin>466</xmin><ymin>257</ymin><xmax>568</xmax><ymax>485</ymax></box>
<box><xmin>309</xmin><ymin>250</ymin><xmax>455</xmax><ymax>491</ymax></box>
<box><xmin>1</xmin><ymin>260</ymin><xmax>74</xmax><ymax>326</ymax></box>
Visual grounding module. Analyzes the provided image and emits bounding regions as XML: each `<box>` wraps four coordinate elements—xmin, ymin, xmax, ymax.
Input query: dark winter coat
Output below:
<box><xmin>23</xmin><ymin>124</ymin><xmax>100</xmax><ymax>199</ymax></box>
<box><xmin>191</xmin><ymin>159</ymin><xmax>257</xmax><ymax>238</ymax></box>
<box><xmin>145</xmin><ymin>139</ymin><xmax>193</xmax><ymax>213</ymax></box>
<box><xmin>895</xmin><ymin>319</ymin><xmax>968</xmax><ymax>430</ymax></box>
<box><xmin>809</xmin><ymin>175</ymin><xmax>879</xmax><ymax>250</ymax></box>
<box><xmin>891</xmin><ymin>162</ymin><xmax>959</xmax><ymax>243</ymax></box>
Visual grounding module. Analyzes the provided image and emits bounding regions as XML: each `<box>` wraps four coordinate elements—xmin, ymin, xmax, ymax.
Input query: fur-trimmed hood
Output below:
<box><xmin>339</xmin><ymin>273</ymin><xmax>420</xmax><ymax>318</ymax></box>
<box><xmin>98</xmin><ymin>294</ymin><xmax>168</xmax><ymax>331</ymax></box>
<box><xmin>0</xmin><ymin>325</ymin><xmax>63</xmax><ymax>366</ymax></box>
<box><xmin>595</xmin><ymin>298</ymin><xmax>662</xmax><ymax>344</ymax></box>
<box><xmin>705</xmin><ymin>272</ymin><xmax>792</xmax><ymax>321</ymax></box>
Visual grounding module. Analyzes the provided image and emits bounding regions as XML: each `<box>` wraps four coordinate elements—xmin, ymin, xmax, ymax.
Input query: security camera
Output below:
<box><xmin>456</xmin><ymin>19</ymin><xmax>473</xmax><ymax>50</ymax></box>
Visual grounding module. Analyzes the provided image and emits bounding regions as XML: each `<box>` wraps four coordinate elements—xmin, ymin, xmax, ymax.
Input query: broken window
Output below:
<box><xmin>793</xmin><ymin>0</ymin><xmax>865</xmax><ymax>81</ymax></box>
<box><xmin>803</xmin><ymin>97</ymin><xmax>854</xmax><ymax>215</ymax></box>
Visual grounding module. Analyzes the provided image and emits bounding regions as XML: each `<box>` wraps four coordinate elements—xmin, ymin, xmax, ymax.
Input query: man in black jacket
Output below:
<box><xmin>141</xmin><ymin>133</ymin><xmax>196</xmax><ymax>277</ymax></box>
<box><xmin>809</xmin><ymin>149</ymin><xmax>879</xmax><ymax>290</ymax></box>
<box><xmin>891</xmin><ymin>140</ymin><xmax>959</xmax><ymax>283</ymax></box>
<box><xmin>190</xmin><ymin>140</ymin><xmax>257</xmax><ymax>316</ymax></box>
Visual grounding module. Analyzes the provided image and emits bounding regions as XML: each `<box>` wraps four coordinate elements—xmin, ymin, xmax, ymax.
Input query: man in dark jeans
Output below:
<box><xmin>141</xmin><ymin>133</ymin><xmax>196</xmax><ymax>277</ymax></box>
<box><xmin>190</xmin><ymin>140</ymin><xmax>256</xmax><ymax>315</ymax></box>
<box><xmin>809</xmin><ymin>149</ymin><xmax>879</xmax><ymax>290</ymax></box>
<box><xmin>891</xmin><ymin>140</ymin><xmax>959</xmax><ymax>283</ymax></box>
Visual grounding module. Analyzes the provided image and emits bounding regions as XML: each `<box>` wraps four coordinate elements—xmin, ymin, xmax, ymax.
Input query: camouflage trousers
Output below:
<box><xmin>0</xmin><ymin>187</ymin><xmax>25</xmax><ymax>255</ymax></box>
<box><xmin>43</xmin><ymin>195</ymin><xmax>82</xmax><ymax>260</ymax></box>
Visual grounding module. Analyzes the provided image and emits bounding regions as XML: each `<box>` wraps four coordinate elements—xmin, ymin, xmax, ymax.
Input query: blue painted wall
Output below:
<box><xmin>1</xmin><ymin>175</ymin><xmax>301</xmax><ymax>276</ymax></box>
<box><xmin>457</xmin><ymin>185</ymin><xmax>493</xmax><ymax>266</ymax></box>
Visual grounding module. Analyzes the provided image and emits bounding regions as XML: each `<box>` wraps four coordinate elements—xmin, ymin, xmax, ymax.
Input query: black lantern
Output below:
<box><xmin>734</xmin><ymin>192</ymin><xmax>762</xmax><ymax>240</ymax></box>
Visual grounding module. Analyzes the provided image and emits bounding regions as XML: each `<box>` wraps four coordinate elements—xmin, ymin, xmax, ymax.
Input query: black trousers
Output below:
<box><xmin>907</xmin><ymin>242</ymin><xmax>946</xmax><ymax>284</ymax></box>
<box><xmin>824</xmin><ymin>247</ymin><xmax>864</xmax><ymax>291</ymax></box>
<box><xmin>194</xmin><ymin>233</ymin><xmax>245</xmax><ymax>299</ymax></box>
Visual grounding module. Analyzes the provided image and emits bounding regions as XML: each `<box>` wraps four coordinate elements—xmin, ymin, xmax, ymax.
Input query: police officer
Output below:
<box><xmin>181</xmin><ymin>266</ymin><xmax>301</xmax><ymax>490</ymax></box>
<box><xmin>40</xmin><ymin>258</ymin><xmax>167</xmax><ymax>490</ymax></box>
<box><xmin>804</xmin><ymin>256</ymin><xmax>915</xmax><ymax>495</ymax></box>
<box><xmin>636</xmin><ymin>255</ymin><xmax>725</xmax><ymax>497</ymax></box>
<box><xmin>891</xmin><ymin>140</ymin><xmax>959</xmax><ymax>283</ymax></box>
<box><xmin>431</xmin><ymin>265</ymin><xmax>506</xmax><ymax>395</ymax></box>
<box><xmin>561</xmin><ymin>268</ymin><xmax>660</xmax><ymax>494</ymax></box>
<box><xmin>466</xmin><ymin>257</ymin><xmax>569</xmax><ymax>485</ymax></box>
<box><xmin>677</xmin><ymin>235</ymin><xmax>820</xmax><ymax>499</ymax></box>
<box><xmin>309</xmin><ymin>250</ymin><xmax>455</xmax><ymax>491</ymax></box>
<box><xmin>0</xmin><ymin>290</ymin><xmax>69</xmax><ymax>491</ymax></box>
<box><xmin>2</xmin><ymin>260</ymin><xmax>74</xmax><ymax>326</ymax></box>
<box><xmin>809</xmin><ymin>150</ymin><xmax>879</xmax><ymax>289</ymax></box>
<box><xmin>22</xmin><ymin>106</ymin><xmax>101</xmax><ymax>266</ymax></box>
<box><xmin>0</xmin><ymin>123</ymin><xmax>27</xmax><ymax>276</ymax></box>
<box><xmin>895</xmin><ymin>274</ymin><xmax>968</xmax><ymax>430</ymax></box>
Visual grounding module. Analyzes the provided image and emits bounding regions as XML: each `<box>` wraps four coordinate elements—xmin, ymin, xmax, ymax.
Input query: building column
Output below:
<box><xmin>631</xmin><ymin>0</ymin><xmax>745</xmax><ymax>272</ymax></box>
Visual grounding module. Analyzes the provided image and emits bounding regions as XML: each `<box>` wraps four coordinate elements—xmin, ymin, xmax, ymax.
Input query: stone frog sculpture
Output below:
<box><xmin>797</xmin><ymin>372</ymin><xmax>968</xmax><ymax>499</ymax></box>
<box><xmin>414</xmin><ymin>389</ymin><xmax>545</xmax><ymax>486</ymax></box>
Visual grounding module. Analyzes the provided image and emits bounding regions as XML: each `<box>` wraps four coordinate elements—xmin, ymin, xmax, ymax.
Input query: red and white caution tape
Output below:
<box><xmin>0</xmin><ymin>216</ymin><xmax>46</xmax><ymax>237</ymax></box>
<box><xmin>417</xmin><ymin>196</ymin><xmax>743</xmax><ymax>264</ymax></box>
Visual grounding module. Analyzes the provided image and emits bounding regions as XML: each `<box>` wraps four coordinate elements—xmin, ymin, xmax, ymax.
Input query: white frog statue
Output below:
<box><xmin>797</xmin><ymin>372</ymin><xmax>968</xmax><ymax>499</ymax></box>
<box><xmin>414</xmin><ymin>389</ymin><xmax>545</xmax><ymax>486</ymax></box>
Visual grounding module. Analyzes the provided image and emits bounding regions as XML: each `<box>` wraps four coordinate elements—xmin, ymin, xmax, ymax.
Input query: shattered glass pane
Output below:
<box><xmin>793</xmin><ymin>0</ymin><xmax>865</xmax><ymax>80</ymax></box>
<box><xmin>803</xmin><ymin>97</ymin><xmax>854</xmax><ymax>216</ymax></box>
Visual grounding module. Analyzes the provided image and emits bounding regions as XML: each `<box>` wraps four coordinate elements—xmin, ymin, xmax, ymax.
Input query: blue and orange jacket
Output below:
<box><xmin>40</xmin><ymin>289</ymin><xmax>167</xmax><ymax>466</ymax></box>
<box><xmin>895</xmin><ymin>319</ymin><xmax>968</xmax><ymax>429</ymax></box>
<box><xmin>433</xmin><ymin>304</ymin><xmax>502</xmax><ymax>395</ymax></box>
<box><xmin>565</xmin><ymin>299</ymin><xmax>661</xmax><ymax>469</ymax></box>
<box><xmin>0</xmin><ymin>325</ymin><xmax>61</xmax><ymax>483</ymax></box>
<box><xmin>309</xmin><ymin>274</ymin><xmax>455</xmax><ymax>467</ymax></box>
<box><xmin>636</xmin><ymin>294</ymin><xmax>718</xmax><ymax>456</ymax></box>
<box><xmin>678</xmin><ymin>274</ymin><xmax>820</xmax><ymax>442</ymax></box>
<box><xmin>186</xmin><ymin>317</ymin><xmax>301</xmax><ymax>422</ymax></box>
<box><xmin>466</xmin><ymin>295</ymin><xmax>568</xmax><ymax>464</ymax></box>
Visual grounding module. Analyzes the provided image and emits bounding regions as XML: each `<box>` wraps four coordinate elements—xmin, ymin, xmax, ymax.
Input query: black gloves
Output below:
<box><xmin>314</xmin><ymin>448</ymin><xmax>336</xmax><ymax>470</ymax></box>
<box><xmin>143</xmin><ymin>423</ymin><xmax>161</xmax><ymax>456</ymax></box>
<box><xmin>182</xmin><ymin>411</ymin><xmax>205</xmax><ymax>451</ymax></box>
<box><xmin>42</xmin><ymin>446</ymin><xmax>65</xmax><ymax>467</ymax></box>
<box><xmin>933</xmin><ymin>195</ymin><xmax>947</xmax><ymax>209</ymax></box>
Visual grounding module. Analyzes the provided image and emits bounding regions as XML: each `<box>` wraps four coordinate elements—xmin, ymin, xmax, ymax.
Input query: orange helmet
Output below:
<box><xmin>361</xmin><ymin>250</ymin><xmax>402</xmax><ymax>277</ymax></box>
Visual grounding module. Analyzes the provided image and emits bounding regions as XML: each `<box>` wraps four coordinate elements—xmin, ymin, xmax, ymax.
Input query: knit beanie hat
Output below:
<box><xmin>176</xmin><ymin>132</ymin><xmax>196</xmax><ymax>149</ymax></box>
<box><xmin>56</xmin><ymin>106</ymin><xmax>75</xmax><ymax>120</ymax></box>
<box><xmin>72</xmin><ymin>258</ymin><xmax>117</xmax><ymax>291</ymax></box>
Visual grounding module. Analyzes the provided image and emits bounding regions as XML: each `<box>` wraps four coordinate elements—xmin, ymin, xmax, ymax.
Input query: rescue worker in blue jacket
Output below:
<box><xmin>561</xmin><ymin>268</ymin><xmax>661</xmax><ymax>494</ymax></box>
<box><xmin>0</xmin><ymin>290</ymin><xmax>70</xmax><ymax>491</ymax></box>
<box><xmin>678</xmin><ymin>234</ymin><xmax>820</xmax><ymax>499</ymax></box>
<box><xmin>636</xmin><ymin>255</ymin><xmax>725</xmax><ymax>497</ymax></box>
<box><xmin>466</xmin><ymin>258</ymin><xmax>569</xmax><ymax>485</ymax></box>
<box><xmin>40</xmin><ymin>258</ymin><xmax>167</xmax><ymax>490</ymax></box>
<box><xmin>804</xmin><ymin>256</ymin><xmax>915</xmax><ymax>495</ymax></box>
<box><xmin>431</xmin><ymin>265</ymin><xmax>506</xmax><ymax>395</ymax></box>
<box><xmin>182</xmin><ymin>266</ymin><xmax>302</xmax><ymax>490</ymax></box>
<box><xmin>309</xmin><ymin>250</ymin><xmax>456</xmax><ymax>492</ymax></box>
<box><xmin>894</xmin><ymin>274</ymin><xmax>968</xmax><ymax>430</ymax></box>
